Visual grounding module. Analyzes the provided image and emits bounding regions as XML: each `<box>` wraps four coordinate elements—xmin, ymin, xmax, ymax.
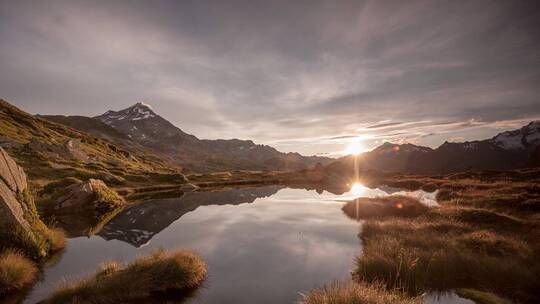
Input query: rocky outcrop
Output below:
<box><xmin>53</xmin><ymin>179</ymin><xmax>125</xmax><ymax>215</ymax></box>
<box><xmin>27</xmin><ymin>138</ymin><xmax>88</xmax><ymax>161</ymax></box>
<box><xmin>0</xmin><ymin>147</ymin><xmax>61</xmax><ymax>259</ymax></box>
<box><xmin>0</xmin><ymin>147</ymin><xmax>32</xmax><ymax>235</ymax></box>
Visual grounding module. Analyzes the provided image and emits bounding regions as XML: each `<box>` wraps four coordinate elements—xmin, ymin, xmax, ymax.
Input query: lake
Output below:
<box><xmin>24</xmin><ymin>184</ymin><xmax>469</xmax><ymax>303</ymax></box>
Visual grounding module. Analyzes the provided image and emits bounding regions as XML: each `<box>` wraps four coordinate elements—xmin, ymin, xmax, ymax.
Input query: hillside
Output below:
<box><xmin>0</xmin><ymin>99</ymin><xmax>179</xmax><ymax>195</ymax></box>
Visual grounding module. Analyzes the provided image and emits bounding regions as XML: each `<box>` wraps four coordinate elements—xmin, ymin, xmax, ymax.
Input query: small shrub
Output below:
<box><xmin>0</xmin><ymin>250</ymin><xmax>37</xmax><ymax>294</ymax></box>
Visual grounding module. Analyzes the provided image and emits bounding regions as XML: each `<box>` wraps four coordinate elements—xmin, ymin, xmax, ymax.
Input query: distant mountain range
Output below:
<box><xmin>3</xmin><ymin>98</ymin><xmax>539</xmax><ymax>176</ymax></box>
<box><xmin>43</xmin><ymin>102</ymin><xmax>331</xmax><ymax>172</ymax></box>
<box><xmin>336</xmin><ymin>121</ymin><xmax>540</xmax><ymax>174</ymax></box>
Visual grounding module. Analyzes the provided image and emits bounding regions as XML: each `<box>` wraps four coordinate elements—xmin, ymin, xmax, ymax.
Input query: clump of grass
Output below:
<box><xmin>456</xmin><ymin>288</ymin><xmax>513</xmax><ymax>304</ymax></box>
<box><xmin>93</xmin><ymin>182</ymin><xmax>124</xmax><ymax>211</ymax></box>
<box><xmin>40</xmin><ymin>227</ymin><xmax>66</xmax><ymax>253</ymax></box>
<box><xmin>0</xmin><ymin>250</ymin><xmax>38</xmax><ymax>294</ymax></box>
<box><xmin>298</xmin><ymin>281</ymin><xmax>419</xmax><ymax>304</ymax></box>
<box><xmin>43</xmin><ymin>249</ymin><xmax>207</xmax><ymax>303</ymax></box>
<box><xmin>342</xmin><ymin>196</ymin><xmax>429</xmax><ymax>221</ymax></box>
<box><xmin>1</xmin><ymin>188</ymin><xmax>65</xmax><ymax>260</ymax></box>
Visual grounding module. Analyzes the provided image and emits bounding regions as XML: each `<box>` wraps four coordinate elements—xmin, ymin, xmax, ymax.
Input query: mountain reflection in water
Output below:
<box><xmin>99</xmin><ymin>186</ymin><xmax>284</xmax><ymax>247</ymax></box>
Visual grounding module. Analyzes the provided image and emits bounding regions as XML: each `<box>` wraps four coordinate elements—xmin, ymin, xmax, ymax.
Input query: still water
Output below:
<box><xmin>24</xmin><ymin>184</ymin><xmax>461</xmax><ymax>303</ymax></box>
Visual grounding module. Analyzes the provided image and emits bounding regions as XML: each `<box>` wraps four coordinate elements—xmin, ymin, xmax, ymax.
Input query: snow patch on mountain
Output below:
<box><xmin>493</xmin><ymin>132</ymin><xmax>524</xmax><ymax>149</ymax></box>
<box><xmin>493</xmin><ymin>121</ymin><xmax>540</xmax><ymax>150</ymax></box>
<box><xmin>96</xmin><ymin>103</ymin><xmax>156</xmax><ymax>125</ymax></box>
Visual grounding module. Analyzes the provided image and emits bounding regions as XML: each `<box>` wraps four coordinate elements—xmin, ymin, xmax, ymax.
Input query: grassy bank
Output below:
<box><xmin>43</xmin><ymin>249</ymin><xmax>207</xmax><ymax>303</ymax></box>
<box><xmin>350</xmin><ymin>169</ymin><xmax>540</xmax><ymax>303</ymax></box>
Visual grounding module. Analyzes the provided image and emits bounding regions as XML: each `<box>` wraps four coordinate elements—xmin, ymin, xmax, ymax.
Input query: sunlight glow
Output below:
<box><xmin>344</xmin><ymin>141</ymin><xmax>366</xmax><ymax>155</ymax></box>
<box><xmin>349</xmin><ymin>182</ymin><xmax>366</xmax><ymax>196</ymax></box>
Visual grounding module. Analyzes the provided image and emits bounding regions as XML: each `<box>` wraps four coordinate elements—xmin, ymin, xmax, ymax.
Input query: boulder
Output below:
<box><xmin>0</xmin><ymin>180</ymin><xmax>32</xmax><ymax>234</ymax></box>
<box><xmin>0</xmin><ymin>147</ymin><xmax>31</xmax><ymax>231</ymax></box>
<box><xmin>54</xmin><ymin>179</ymin><xmax>125</xmax><ymax>215</ymax></box>
<box><xmin>0</xmin><ymin>148</ymin><xmax>27</xmax><ymax>193</ymax></box>
<box><xmin>0</xmin><ymin>147</ymin><xmax>45</xmax><ymax>257</ymax></box>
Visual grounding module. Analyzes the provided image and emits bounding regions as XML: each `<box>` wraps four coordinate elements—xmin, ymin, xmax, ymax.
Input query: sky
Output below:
<box><xmin>1</xmin><ymin>0</ymin><xmax>540</xmax><ymax>157</ymax></box>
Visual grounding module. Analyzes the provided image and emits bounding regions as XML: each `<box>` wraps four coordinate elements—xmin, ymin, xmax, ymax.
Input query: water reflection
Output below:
<box><xmin>423</xmin><ymin>292</ymin><xmax>475</xmax><ymax>304</ymax></box>
<box><xmin>25</xmin><ymin>183</ymin><xmax>441</xmax><ymax>304</ymax></box>
<box><xmin>98</xmin><ymin>186</ymin><xmax>283</xmax><ymax>247</ymax></box>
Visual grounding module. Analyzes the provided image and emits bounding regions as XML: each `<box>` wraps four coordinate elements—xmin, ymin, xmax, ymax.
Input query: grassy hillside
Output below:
<box><xmin>0</xmin><ymin>99</ymin><xmax>181</xmax><ymax>199</ymax></box>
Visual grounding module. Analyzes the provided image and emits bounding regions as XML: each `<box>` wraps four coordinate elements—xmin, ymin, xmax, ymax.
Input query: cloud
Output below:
<box><xmin>0</xmin><ymin>0</ymin><xmax>539</xmax><ymax>156</ymax></box>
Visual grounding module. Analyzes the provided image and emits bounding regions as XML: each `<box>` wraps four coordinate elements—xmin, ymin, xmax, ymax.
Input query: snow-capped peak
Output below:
<box><xmin>492</xmin><ymin>120</ymin><xmax>540</xmax><ymax>150</ymax></box>
<box><xmin>96</xmin><ymin>102</ymin><xmax>157</xmax><ymax>124</ymax></box>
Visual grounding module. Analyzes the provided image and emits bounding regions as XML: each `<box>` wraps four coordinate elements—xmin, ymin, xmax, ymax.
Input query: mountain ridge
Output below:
<box><xmin>336</xmin><ymin>121</ymin><xmax>540</xmax><ymax>174</ymax></box>
<box><xmin>47</xmin><ymin>102</ymin><xmax>332</xmax><ymax>172</ymax></box>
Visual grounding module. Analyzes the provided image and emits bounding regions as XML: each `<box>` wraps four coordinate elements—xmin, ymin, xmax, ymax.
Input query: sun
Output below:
<box><xmin>344</xmin><ymin>141</ymin><xmax>365</xmax><ymax>155</ymax></box>
<box><xmin>349</xmin><ymin>182</ymin><xmax>366</xmax><ymax>196</ymax></box>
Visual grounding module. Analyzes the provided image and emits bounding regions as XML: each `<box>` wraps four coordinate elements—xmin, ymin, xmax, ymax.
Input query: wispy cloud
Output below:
<box><xmin>0</xmin><ymin>0</ymin><xmax>539</xmax><ymax>156</ymax></box>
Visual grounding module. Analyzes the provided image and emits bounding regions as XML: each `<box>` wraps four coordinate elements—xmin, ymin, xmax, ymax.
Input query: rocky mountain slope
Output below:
<box><xmin>337</xmin><ymin>121</ymin><xmax>540</xmax><ymax>174</ymax></box>
<box><xmin>89</xmin><ymin>103</ymin><xmax>331</xmax><ymax>172</ymax></box>
<box><xmin>0</xmin><ymin>99</ymin><xmax>176</xmax><ymax>193</ymax></box>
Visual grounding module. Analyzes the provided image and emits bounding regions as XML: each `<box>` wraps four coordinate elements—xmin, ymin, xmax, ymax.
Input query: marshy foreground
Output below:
<box><xmin>1</xmin><ymin>143</ymin><xmax>539</xmax><ymax>303</ymax></box>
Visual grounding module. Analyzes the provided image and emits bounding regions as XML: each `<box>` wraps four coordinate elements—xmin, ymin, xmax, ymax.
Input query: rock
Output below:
<box><xmin>64</xmin><ymin>139</ymin><xmax>88</xmax><ymax>161</ymax></box>
<box><xmin>180</xmin><ymin>183</ymin><xmax>199</xmax><ymax>192</ymax></box>
<box><xmin>49</xmin><ymin>162</ymin><xmax>69</xmax><ymax>170</ymax></box>
<box><xmin>98</xmin><ymin>171</ymin><xmax>126</xmax><ymax>184</ymax></box>
<box><xmin>54</xmin><ymin>179</ymin><xmax>125</xmax><ymax>215</ymax></box>
<box><xmin>0</xmin><ymin>179</ymin><xmax>33</xmax><ymax>234</ymax></box>
<box><xmin>0</xmin><ymin>147</ymin><xmax>48</xmax><ymax>258</ymax></box>
<box><xmin>0</xmin><ymin>147</ymin><xmax>27</xmax><ymax>192</ymax></box>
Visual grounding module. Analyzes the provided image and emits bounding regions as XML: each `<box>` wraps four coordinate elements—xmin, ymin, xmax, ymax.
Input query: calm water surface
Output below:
<box><xmin>24</xmin><ymin>184</ymin><xmax>457</xmax><ymax>303</ymax></box>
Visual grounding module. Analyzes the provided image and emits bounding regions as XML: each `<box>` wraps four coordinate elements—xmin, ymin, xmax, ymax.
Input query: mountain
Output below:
<box><xmin>38</xmin><ymin>115</ymin><xmax>131</xmax><ymax>143</ymax></box>
<box><xmin>92</xmin><ymin>103</ymin><xmax>331</xmax><ymax>172</ymax></box>
<box><xmin>0</xmin><ymin>99</ymin><xmax>174</xmax><ymax>191</ymax></box>
<box><xmin>337</xmin><ymin>121</ymin><xmax>540</xmax><ymax>175</ymax></box>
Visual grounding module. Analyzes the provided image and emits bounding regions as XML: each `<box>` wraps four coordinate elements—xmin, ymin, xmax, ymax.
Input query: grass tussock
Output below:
<box><xmin>342</xmin><ymin>196</ymin><xmax>429</xmax><ymax>221</ymax></box>
<box><xmin>298</xmin><ymin>281</ymin><xmax>419</xmax><ymax>304</ymax></box>
<box><xmin>456</xmin><ymin>288</ymin><xmax>513</xmax><ymax>304</ymax></box>
<box><xmin>43</xmin><ymin>249</ymin><xmax>207</xmax><ymax>304</ymax></box>
<box><xmin>0</xmin><ymin>250</ymin><xmax>37</xmax><ymax>294</ymax></box>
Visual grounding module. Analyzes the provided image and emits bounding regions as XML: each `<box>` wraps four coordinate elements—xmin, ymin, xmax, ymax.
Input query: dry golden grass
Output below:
<box><xmin>351</xmin><ymin>170</ymin><xmax>540</xmax><ymax>303</ymax></box>
<box><xmin>43</xmin><ymin>249</ymin><xmax>207</xmax><ymax>304</ymax></box>
<box><xmin>298</xmin><ymin>281</ymin><xmax>419</xmax><ymax>304</ymax></box>
<box><xmin>0</xmin><ymin>250</ymin><xmax>37</xmax><ymax>294</ymax></box>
